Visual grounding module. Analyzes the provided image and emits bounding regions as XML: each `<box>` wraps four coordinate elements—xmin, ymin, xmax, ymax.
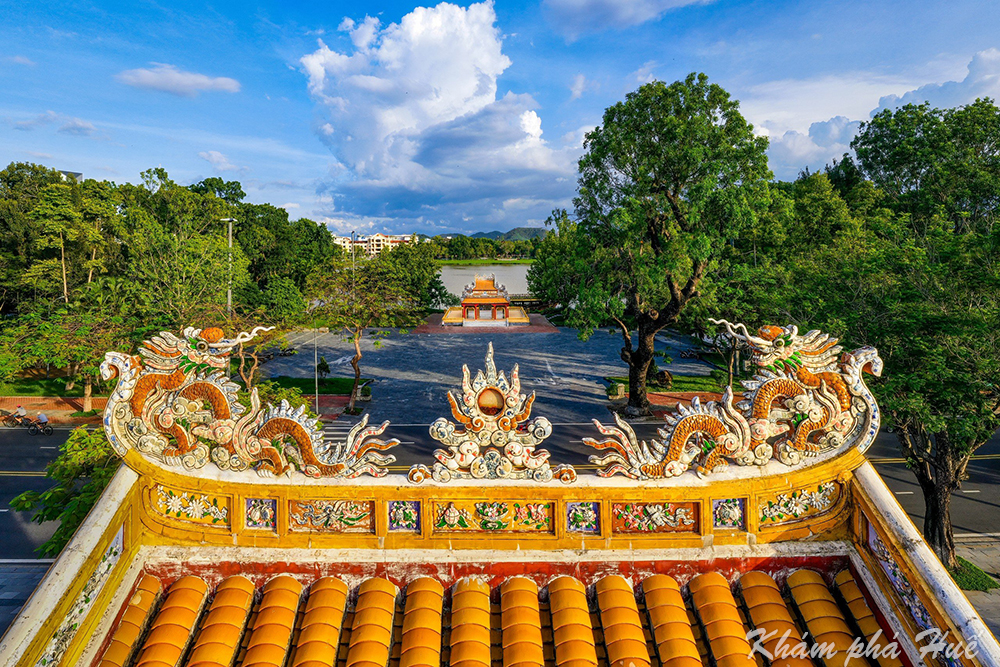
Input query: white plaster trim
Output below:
<box><xmin>143</xmin><ymin>539</ymin><xmax>851</xmax><ymax>567</ymax></box>
<box><xmin>854</xmin><ymin>462</ymin><xmax>1000</xmax><ymax>666</ymax></box>
<box><xmin>134</xmin><ymin>441</ymin><xmax>854</xmax><ymax>488</ymax></box>
<box><xmin>848</xmin><ymin>548</ymin><xmax>923</xmax><ymax>667</ymax></box>
<box><xmin>76</xmin><ymin>549</ymin><xmax>147</xmax><ymax>667</ymax></box>
<box><xmin>0</xmin><ymin>466</ymin><xmax>138</xmax><ymax>667</ymax></box>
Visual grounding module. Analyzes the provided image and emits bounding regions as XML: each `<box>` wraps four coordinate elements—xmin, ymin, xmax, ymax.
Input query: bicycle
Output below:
<box><xmin>27</xmin><ymin>420</ymin><xmax>53</xmax><ymax>436</ymax></box>
<box><xmin>2</xmin><ymin>412</ymin><xmax>31</xmax><ymax>428</ymax></box>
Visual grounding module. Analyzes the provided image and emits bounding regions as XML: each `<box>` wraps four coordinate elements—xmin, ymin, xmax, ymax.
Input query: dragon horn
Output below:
<box><xmin>708</xmin><ymin>318</ymin><xmax>769</xmax><ymax>347</ymax></box>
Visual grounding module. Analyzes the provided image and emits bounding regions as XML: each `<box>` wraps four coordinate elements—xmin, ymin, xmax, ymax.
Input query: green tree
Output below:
<box><xmin>307</xmin><ymin>256</ymin><xmax>420</xmax><ymax>411</ymax></box>
<box><xmin>530</xmin><ymin>73</ymin><xmax>771</xmax><ymax>414</ymax></box>
<box><xmin>10</xmin><ymin>426</ymin><xmax>119</xmax><ymax>557</ymax></box>
<box><xmin>832</xmin><ymin>100</ymin><xmax>1000</xmax><ymax>568</ymax></box>
<box><xmin>317</xmin><ymin>355</ymin><xmax>331</xmax><ymax>379</ymax></box>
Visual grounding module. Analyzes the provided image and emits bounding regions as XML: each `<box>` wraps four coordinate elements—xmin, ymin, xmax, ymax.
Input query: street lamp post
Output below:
<box><xmin>220</xmin><ymin>218</ymin><xmax>236</xmax><ymax>316</ymax></box>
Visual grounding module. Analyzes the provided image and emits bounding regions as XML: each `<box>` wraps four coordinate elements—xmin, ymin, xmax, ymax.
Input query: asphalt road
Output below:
<box><xmin>1</xmin><ymin>423</ymin><xmax>998</xmax><ymax>562</ymax></box>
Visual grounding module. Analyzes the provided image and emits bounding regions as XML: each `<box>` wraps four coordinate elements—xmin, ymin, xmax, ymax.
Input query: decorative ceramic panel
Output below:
<box><xmin>758</xmin><ymin>482</ymin><xmax>840</xmax><ymax>525</ymax></box>
<box><xmin>432</xmin><ymin>501</ymin><xmax>554</xmax><ymax>532</ymax></box>
<box><xmin>586</xmin><ymin>320</ymin><xmax>883</xmax><ymax>479</ymax></box>
<box><xmin>712</xmin><ymin>498</ymin><xmax>746</xmax><ymax>530</ymax></box>
<box><xmin>34</xmin><ymin>524</ymin><xmax>124</xmax><ymax>667</ymax></box>
<box><xmin>288</xmin><ymin>500</ymin><xmax>374</xmax><ymax>533</ymax></box>
<box><xmin>388</xmin><ymin>500</ymin><xmax>421</xmax><ymax>532</ymax></box>
<box><xmin>566</xmin><ymin>502</ymin><xmax>600</xmax><ymax>533</ymax></box>
<box><xmin>154</xmin><ymin>484</ymin><xmax>229</xmax><ymax>526</ymax></box>
<box><xmin>611</xmin><ymin>502</ymin><xmax>699</xmax><ymax>533</ymax></box>
<box><xmin>245</xmin><ymin>498</ymin><xmax>276</xmax><ymax>530</ymax></box>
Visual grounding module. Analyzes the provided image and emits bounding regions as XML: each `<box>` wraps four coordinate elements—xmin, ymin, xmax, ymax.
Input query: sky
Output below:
<box><xmin>2</xmin><ymin>1</ymin><xmax>1000</xmax><ymax>236</ymax></box>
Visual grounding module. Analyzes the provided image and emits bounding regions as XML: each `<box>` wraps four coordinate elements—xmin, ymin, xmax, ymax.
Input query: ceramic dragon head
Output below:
<box><xmin>136</xmin><ymin>325</ymin><xmax>275</xmax><ymax>373</ymax></box>
<box><xmin>709</xmin><ymin>319</ymin><xmax>843</xmax><ymax>374</ymax></box>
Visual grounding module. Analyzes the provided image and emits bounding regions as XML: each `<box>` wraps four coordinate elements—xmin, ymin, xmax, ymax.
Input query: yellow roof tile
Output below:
<box><xmin>688</xmin><ymin>573</ymin><xmax>729</xmax><ymax>594</ymax></box>
<box><xmin>265</xmin><ymin>575</ymin><xmax>305</xmax><ymax>594</ymax></box>
<box><xmin>548</xmin><ymin>577</ymin><xmax>585</xmax><ymax>594</ymax></box>
<box><xmin>455</xmin><ymin>578</ymin><xmax>491</xmax><ymax>595</ymax></box>
<box><xmin>595</xmin><ymin>590</ymin><xmax>637</xmax><ymax>612</ymax></box>
<box><xmin>354</xmin><ymin>606</ymin><xmax>395</xmax><ymax>627</ymax></box>
<box><xmin>403</xmin><ymin>608</ymin><xmax>443</xmax><ymax>633</ymax></box>
<box><xmin>218</xmin><ymin>574</ymin><xmax>255</xmax><ymax>593</ymax></box>
<box><xmin>347</xmin><ymin>639</ymin><xmax>392</xmax><ymax>666</ymax></box>
<box><xmin>244</xmin><ymin>641</ymin><xmax>290</xmax><ymax>664</ymax></box>
<box><xmin>408</xmin><ymin>577</ymin><xmax>445</xmax><ymax>595</ymax></box>
<box><xmin>255</xmin><ymin>605</ymin><xmax>297</xmax><ymax>628</ymax></box>
<box><xmin>740</xmin><ymin>572</ymin><xmax>779</xmax><ymax>590</ymax></box>
<box><xmin>786</xmin><ymin>570</ymin><xmax>825</xmax><ymax>589</ymax></box>
<box><xmin>305</xmin><ymin>588</ymin><xmax>348</xmax><ymax>612</ymax></box>
<box><xmin>405</xmin><ymin>591</ymin><xmax>444</xmax><ymax>612</ymax></box>
<box><xmin>642</xmin><ymin>575</ymin><xmax>679</xmax><ymax>593</ymax></box>
<box><xmin>501</xmin><ymin>590</ymin><xmax>539</xmax><ymax>612</ymax></box>
<box><xmin>601</xmin><ymin>623</ymin><xmax>645</xmax><ymax>646</ymax></box>
<box><xmin>550</xmin><ymin>609</ymin><xmax>591</xmax><ymax>631</ymax></box>
<box><xmin>161</xmin><ymin>588</ymin><xmax>205</xmax><ymax>610</ymax></box>
<box><xmin>171</xmin><ymin>575</ymin><xmax>209</xmax><ymax>593</ymax></box>
<box><xmin>502</xmin><ymin>578</ymin><xmax>538</xmax><ymax>594</ymax></box>
<box><xmin>798</xmin><ymin>600</ymin><xmax>846</xmax><ymax>622</ymax></box>
<box><xmin>699</xmin><ymin>602</ymin><xmax>742</xmax><ymax>626</ymax></box>
<box><xmin>504</xmin><ymin>641</ymin><xmax>545</xmax><ymax>666</ymax></box>
<box><xmin>451</xmin><ymin>607</ymin><xmax>491</xmax><ymax>627</ymax></box>
<box><xmin>249</xmin><ymin>621</ymin><xmax>295</xmax><ymax>647</ymax></box>
<box><xmin>451</xmin><ymin>624</ymin><xmax>491</xmax><ymax>645</ymax></box>
<box><xmin>350</xmin><ymin>624</ymin><xmax>393</xmax><ymax>646</ymax></box>
<box><xmin>401</xmin><ymin>646</ymin><xmax>442</xmax><ymax>667</ymax></box>
<box><xmin>597</xmin><ymin>607</ymin><xmax>640</xmax><ymax>630</ymax></box>
<box><xmin>450</xmin><ymin>642</ymin><xmax>492</xmax><ymax>664</ymax></box>
<box><xmin>595</xmin><ymin>576</ymin><xmax>632</xmax><ymax>594</ymax></box>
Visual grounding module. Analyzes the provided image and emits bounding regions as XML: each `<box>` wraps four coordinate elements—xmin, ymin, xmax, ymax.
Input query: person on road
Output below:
<box><xmin>14</xmin><ymin>405</ymin><xmax>26</xmax><ymax>418</ymax></box>
<box><xmin>37</xmin><ymin>413</ymin><xmax>48</xmax><ymax>425</ymax></box>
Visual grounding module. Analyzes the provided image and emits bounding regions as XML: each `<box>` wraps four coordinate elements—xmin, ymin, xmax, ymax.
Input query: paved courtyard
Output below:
<box><xmin>261</xmin><ymin>327</ymin><xmax>712</xmax><ymax>424</ymax></box>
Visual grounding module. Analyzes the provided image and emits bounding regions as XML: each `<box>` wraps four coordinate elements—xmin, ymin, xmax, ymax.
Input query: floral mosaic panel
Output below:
<box><xmin>154</xmin><ymin>484</ymin><xmax>229</xmax><ymax>526</ymax></box>
<box><xmin>611</xmin><ymin>502</ymin><xmax>699</xmax><ymax>533</ymax></box>
<box><xmin>866</xmin><ymin>519</ymin><xmax>961</xmax><ymax>667</ymax></box>
<box><xmin>566</xmin><ymin>502</ymin><xmax>600</xmax><ymax>533</ymax></box>
<box><xmin>245</xmin><ymin>498</ymin><xmax>276</xmax><ymax>530</ymax></box>
<box><xmin>433</xmin><ymin>500</ymin><xmax>554</xmax><ymax>532</ymax></box>
<box><xmin>35</xmin><ymin>524</ymin><xmax>124</xmax><ymax>667</ymax></box>
<box><xmin>288</xmin><ymin>500</ymin><xmax>374</xmax><ymax>533</ymax></box>
<box><xmin>758</xmin><ymin>482</ymin><xmax>840</xmax><ymax>524</ymax></box>
<box><xmin>388</xmin><ymin>500</ymin><xmax>421</xmax><ymax>532</ymax></box>
<box><xmin>712</xmin><ymin>498</ymin><xmax>746</xmax><ymax>530</ymax></box>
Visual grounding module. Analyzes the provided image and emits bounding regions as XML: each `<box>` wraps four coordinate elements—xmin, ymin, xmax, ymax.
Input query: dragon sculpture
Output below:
<box><xmin>408</xmin><ymin>342</ymin><xmax>577</xmax><ymax>483</ymax></box>
<box><xmin>586</xmin><ymin>320</ymin><xmax>882</xmax><ymax>479</ymax></box>
<box><xmin>101</xmin><ymin>326</ymin><xmax>399</xmax><ymax>478</ymax></box>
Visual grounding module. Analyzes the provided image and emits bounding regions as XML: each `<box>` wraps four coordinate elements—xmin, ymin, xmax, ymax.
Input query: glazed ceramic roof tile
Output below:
<box><xmin>833</xmin><ymin>570</ymin><xmax>904</xmax><ymax>667</ymax></box>
<box><xmin>689</xmin><ymin>573</ymin><xmax>754</xmax><ymax>667</ymax></box>
<box><xmin>185</xmin><ymin>574</ymin><xmax>253</xmax><ymax>667</ymax></box>
<box><xmin>787</xmin><ymin>570</ymin><xmax>871</xmax><ymax>667</ymax></box>
<box><xmin>242</xmin><ymin>575</ymin><xmax>303</xmax><ymax>667</ymax></box>
<box><xmin>134</xmin><ymin>576</ymin><xmax>208</xmax><ymax>667</ymax></box>
<box><xmin>346</xmin><ymin>579</ymin><xmax>399</xmax><ymax>667</ymax></box>
<box><xmin>97</xmin><ymin>574</ymin><xmax>162</xmax><ymax>667</ymax></box>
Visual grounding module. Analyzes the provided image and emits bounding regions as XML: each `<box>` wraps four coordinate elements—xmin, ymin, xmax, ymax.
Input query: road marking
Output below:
<box><xmin>0</xmin><ymin>509</ymin><xmax>8</xmax><ymax>512</ymax></box>
<box><xmin>961</xmin><ymin>489</ymin><xmax>981</xmax><ymax>493</ymax></box>
<box><xmin>872</xmin><ymin>453</ymin><xmax>1000</xmax><ymax>464</ymax></box>
<box><xmin>894</xmin><ymin>491</ymin><xmax>914</xmax><ymax>495</ymax></box>
<box><xmin>39</xmin><ymin>446</ymin><xmax>56</xmax><ymax>450</ymax></box>
<box><xmin>0</xmin><ymin>471</ymin><xmax>46</xmax><ymax>477</ymax></box>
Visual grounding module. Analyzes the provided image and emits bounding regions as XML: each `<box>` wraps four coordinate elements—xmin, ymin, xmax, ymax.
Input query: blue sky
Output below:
<box><xmin>3</xmin><ymin>0</ymin><xmax>1000</xmax><ymax>235</ymax></box>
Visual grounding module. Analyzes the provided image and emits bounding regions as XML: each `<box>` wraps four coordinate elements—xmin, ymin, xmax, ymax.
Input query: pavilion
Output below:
<box><xmin>442</xmin><ymin>273</ymin><xmax>529</xmax><ymax>326</ymax></box>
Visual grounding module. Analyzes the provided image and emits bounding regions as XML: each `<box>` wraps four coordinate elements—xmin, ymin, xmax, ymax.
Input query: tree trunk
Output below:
<box><xmin>65</xmin><ymin>361</ymin><xmax>79</xmax><ymax>391</ymax></box>
<box><xmin>59</xmin><ymin>231</ymin><xmax>68</xmax><ymax>303</ymax></box>
<box><xmin>625</xmin><ymin>327</ymin><xmax>656</xmax><ymax>416</ymax></box>
<box><xmin>348</xmin><ymin>327</ymin><xmax>362</xmax><ymax>412</ymax></box>
<box><xmin>916</xmin><ymin>468</ymin><xmax>958</xmax><ymax>569</ymax></box>
<box><xmin>83</xmin><ymin>376</ymin><xmax>93</xmax><ymax>413</ymax></box>
<box><xmin>87</xmin><ymin>247</ymin><xmax>96</xmax><ymax>284</ymax></box>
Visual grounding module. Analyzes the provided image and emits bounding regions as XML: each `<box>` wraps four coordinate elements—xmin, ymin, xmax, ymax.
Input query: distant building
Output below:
<box><xmin>333</xmin><ymin>232</ymin><xmax>415</xmax><ymax>256</ymax></box>
<box><xmin>59</xmin><ymin>171</ymin><xmax>83</xmax><ymax>182</ymax></box>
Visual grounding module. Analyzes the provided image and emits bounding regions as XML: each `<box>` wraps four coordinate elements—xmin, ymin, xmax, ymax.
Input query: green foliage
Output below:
<box><xmin>266</xmin><ymin>375</ymin><xmax>361</xmax><ymax>395</ymax></box>
<box><xmin>531</xmin><ymin>73</ymin><xmax>771</xmax><ymax>414</ymax></box>
<box><xmin>950</xmin><ymin>557</ymin><xmax>1000</xmax><ymax>592</ymax></box>
<box><xmin>248</xmin><ymin>380</ymin><xmax>318</xmax><ymax>418</ymax></box>
<box><xmin>10</xmin><ymin>426</ymin><xmax>120</xmax><ymax>557</ymax></box>
<box><xmin>375</xmin><ymin>241</ymin><xmax>457</xmax><ymax>308</ymax></box>
<box><xmin>316</xmin><ymin>355</ymin><xmax>331</xmax><ymax>379</ymax></box>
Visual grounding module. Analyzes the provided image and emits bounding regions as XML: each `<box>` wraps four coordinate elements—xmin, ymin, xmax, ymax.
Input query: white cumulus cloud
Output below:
<box><xmin>13</xmin><ymin>110</ymin><xmax>96</xmax><ymax>136</ymax></box>
<box><xmin>198</xmin><ymin>150</ymin><xmax>245</xmax><ymax>173</ymax></box>
<box><xmin>116</xmin><ymin>63</ymin><xmax>241</xmax><ymax>97</ymax></box>
<box><xmin>742</xmin><ymin>49</ymin><xmax>1000</xmax><ymax>180</ymax></box>
<box><xmin>543</xmin><ymin>0</ymin><xmax>713</xmax><ymax>40</ymax></box>
<box><xmin>300</xmin><ymin>1</ymin><xmax>578</xmax><ymax>232</ymax></box>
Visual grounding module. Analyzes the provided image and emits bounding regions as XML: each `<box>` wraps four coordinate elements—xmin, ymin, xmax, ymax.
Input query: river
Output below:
<box><xmin>439</xmin><ymin>263</ymin><xmax>531</xmax><ymax>297</ymax></box>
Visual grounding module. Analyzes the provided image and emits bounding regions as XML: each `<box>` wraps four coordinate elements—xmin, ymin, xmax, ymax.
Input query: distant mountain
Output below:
<box><xmin>469</xmin><ymin>227</ymin><xmax>549</xmax><ymax>241</ymax></box>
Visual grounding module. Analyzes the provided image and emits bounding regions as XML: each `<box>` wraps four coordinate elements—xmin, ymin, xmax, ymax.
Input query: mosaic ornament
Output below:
<box><xmin>867</xmin><ymin>522</ymin><xmax>936</xmax><ymax>632</ymax></box>
<box><xmin>288</xmin><ymin>500</ymin><xmax>373</xmax><ymax>532</ymax></box>
<box><xmin>611</xmin><ymin>502</ymin><xmax>698</xmax><ymax>533</ymax></box>
<box><xmin>101</xmin><ymin>326</ymin><xmax>399</xmax><ymax>478</ymax></box>
<box><xmin>408</xmin><ymin>343</ymin><xmax>576</xmax><ymax>484</ymax></box>
<box><xmin>388</xmin><ymin>500</ymin><xmax>420</xmax><ymax>532</ymax></box>
<box><xmin>155</xmin><ymin>485</ymin><xmax>228</xmax><ymax>525</ymax></box>
<box><xmin>432</xmin><ymin>500</ymin><xmax>554</xmax><ymax>532</ymax></box>
<box><xmin>758</xmin><ymin>482</ymin><xmax>839</xmax><ymax>524</ymax></box>
<box><xmin>567</xmin><ymin>502</ymin><xmax>600</xmax><ymax>533</ymax></box>
<box><xmin>34</xmin><ymin>525</ymin><xmax>124</xmax><ymax>667</ymax></box>
<box><xmin>712</xmin><ymin>498</ymin><xmax>745</xmax><ymax>530</ymax></box>
<box><xmin>586</xmin><ymin>320</ymin><xmax>882</xmax><ymax>479</ymax></box>
<box><xmin>245</xmin><ymin>498</ymin><xmax>276</xmax><ymax>530</ymax></box>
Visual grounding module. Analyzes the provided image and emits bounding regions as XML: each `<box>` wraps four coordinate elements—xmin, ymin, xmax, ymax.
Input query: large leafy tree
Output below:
<box><xmin>530</xmin><ymin>73</ymin><xmax>771</xmax><ymax>414</ymax></box>
<box><xmin>306</xmin><ymin>254</ymin><xmax>421</xmax><ymax>411</ymax></box>
<box><xmin>836</xmin><ymin>99</ymin><xmax>1000</xmax><ymax>568</ymax></box>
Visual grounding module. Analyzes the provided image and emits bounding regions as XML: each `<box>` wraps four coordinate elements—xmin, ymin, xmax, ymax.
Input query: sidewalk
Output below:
<box><xmin>957</xmin><ymin>535</ymin><xmax>1000</xmax><ymax>639</ymax></box>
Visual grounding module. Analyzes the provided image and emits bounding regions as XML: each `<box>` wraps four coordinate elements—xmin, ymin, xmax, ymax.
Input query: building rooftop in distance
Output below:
<box><xmin>1</xmin><ymin>322</ymin><xmax>997</xmax><ymax>667</ymax></box>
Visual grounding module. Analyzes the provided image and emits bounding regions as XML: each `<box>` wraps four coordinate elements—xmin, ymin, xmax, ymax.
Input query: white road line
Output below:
<box><xmin>39</xmin><ymin>446</ymin><xmax>56</xmax><ymax>450</ymax></box>
<box><xmin>961</xmin><ymin>489</ymin><xmax>981</xmax><ymax>493</ymax></box>
<box><xmin>0</xmin><ymin>509</ymin><xmax>8</xmax><ymax>513</ymax></box>
<box><xmin>894</xmin><ymin>491</ymin><xmax>914</xmax><ymax>495</ymax></box>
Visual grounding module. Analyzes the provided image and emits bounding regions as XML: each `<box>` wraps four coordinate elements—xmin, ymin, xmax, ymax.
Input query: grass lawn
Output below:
<box><xmin>434</xmin><ymin>258</ymin><xmax>534</xmax><ymax>266</ymax></box>
<box><xmin>950</xmin><ymin>556</ymin><xmax>1000</xmax><ymax>592</ymax></box>
<box><xmin>606</xmin><ymin>374</ymin><xmax>727</xmax><ymax>394</ymax></box>
<box><xmin>0</xmin><ymin>377</ymin><xmax>109</xmax><ymax>397</ymax></box>
<box><xmin>266</xmin><ymin>376</ymin><xmax>368</xmax><ymax>395</ymax></box>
